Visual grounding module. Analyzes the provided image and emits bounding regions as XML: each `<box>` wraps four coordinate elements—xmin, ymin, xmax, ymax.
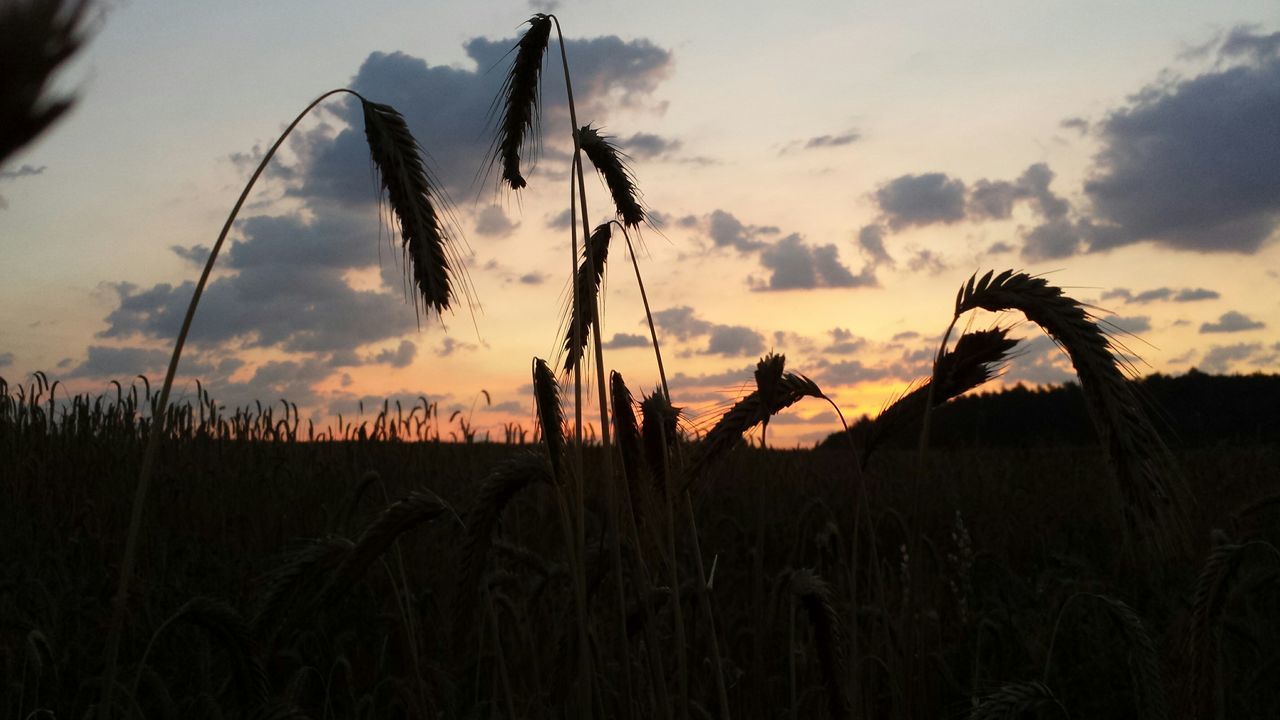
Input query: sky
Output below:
<box><xmin>2</xmin><ymin>0</ymin><xmax>1279</xmax><ymax>445</ymax></box>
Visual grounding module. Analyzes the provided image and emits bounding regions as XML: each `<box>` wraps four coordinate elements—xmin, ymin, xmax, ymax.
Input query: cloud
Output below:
<box><xmin>1004</xmin><ymin>335</ymin><xmax>1074</xmax><ymax>385</ymax></box>
<box><xmin>754</xmin><ymin>234</ymin><xmax>874</xmax><ymax>290</ymax></box>
<box><xmin>0</xmin><ymin>164</ymin><xmax>46</xmax><ymax>179</ymax></box>
<box><xmin>1173</xmin><ymin>288</ymin><xmax>1220</xmax><ymax>302</ymax></box>
<box><xmin>1060</xmin><ymin>117</ymin><xmax>1089</xmax><ymax>135</ymax></box>
<box><xmin>373</xmin><ymin>339</ymin><xmax>417</xmax><ymax>368</ymax></box>
<box><xmin>1199</xmin><ymin>311</ymin><xmax>1266</xmax><ymax>334</ymax></box>
<box><xmin>705</xmin><ymin>209</ymin><xmax>776</xmax><ymax>252</ymax></box>
<box><xmin>619</xmin><ymin>131</ymin><xmax>682</xmax><ymax>160</ymax></box>
<box><xmin>704</xmin><ymin>325</ymin><xmax>765</xmax><ymax>356</ymax></box>
<box><xmin>67</xmin><ymin>345</ymin><xmax>189</xmax><ymax>379</ymax></box>
<box><xmin>824</xmin><ymin>328</ymin><xmax>866</xmax><ymax>354</ymax></box>
<box><xmin>652</xmin><ymin>306</ymin><xmax>713</xmax><ymax>341</ymax></box>
<box><xmin>474</xmin><ymin>205</ymin><xmax>518</xmax><ymax>237</ymax></box>
<box><xmin>875</xmin><ymin>173</ymin><xmax>967</xmax><ymax>229</ymax></box>
<box><xmin>780</xmin><ymin>129</ymin><xmax>861</xmax><ymax>155</ymax></box>
<box><xmin>1104</xmin><ymin>286</ymin><xmax>1221</xmax><ymax>304</ymax></box>
<box><xmin>605</xmin><ymin>332</ymin><xmax>650</xmax><ymax>349</ymax></box>
<box><xmin>986</xmin><ymin>241</ymin><xmax>1014</xmax><ymax>254</ymax></box>
<box><xmin>906</xmin><ymin>248</ymin><xmax>946</xmax><ymax>275</ymax></box>
<box><xmin>437</xmin><ymin>337</ymin><xmax>478</xmax><ymax>357</ymax></box>
<box><xmin>813</xmin><ymin>358</ymin><xmax>896</xmax><ymax>386</ymax></box>
<box><xmin>0</xmin><ymin>352</ymin><xmax>13</xmax><ymax>368</ymax></box>
<box><xmin>1083</xmin><ymin>32</ymin><xmax>1280</xmax><ymax>253</ymax></box>
<box><xmin>1199</xmin><ymin>343</ymin><xmax>1263</xmax><ymax>373</ymax></box>
<box><xmin>518</xmin><ymin>272</ymin><xmax>547</xmax><ymax>285</ymax></box>
<box><xmin>290</xmin><ymin>35</ymin><xmax>671</xmax><ymax>201</ymax></box>
<box><xmin>1022</xmin><ymin>218</ymin><xmax>1083</xmax><ymax>260</ymax></box>
<box><xmin>857</xmin><ymin>224</ymin><xmax>893</xmax><ymax>268</ymax></box>
<box><xmin>651</xmin><ymin>306</ymin><xmax>765</xmax><ymax>357</ymax></box>
<box><xmin>170</xmin><ymin>244</ymin><xmax>211</xmax><ymax>265</ymax></box>
<box><xmin>1107</xmin><ymin>315</ymin><xmax>1151</xmax><ymax>334</ymax></box>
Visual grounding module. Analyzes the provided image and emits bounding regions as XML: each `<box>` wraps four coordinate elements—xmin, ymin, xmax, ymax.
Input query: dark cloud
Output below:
<box><xmin>170</xmin><ymin>244</ymin><xmax>211</xmax><ymax>265</ymax></box>
<box><xmin>474</xmin><ymin>205</ymin><xmax>518</xmax><ymax>237</ymax></box>
<box><xmin>1107</xmin><ymin>315</ymin><xmax>1151</xmax><ymax>334</ymax></box>
<box><xmin>706</xmin><ymin>209</ymin><xmax>776</xmax><ymax>252</ymax></box>
<box><xmin>892</xmin><ymin>331</ymin><xmax>920</xmax><ymax>341</ymax></box>
<box><xmin>1004</xmin><ymin>335</ymin><xmax>1074</xmax><ymax>386</ymax></box>
<box><xmin>1084</xmin><ymin>33</ymin><xmax>1280</xmax><ymax>253</ymax></box>
<box><xmin>546</xmin><ymin>208</ymin><xmax>574</xmax><ymax>230</ymax></box>
<box><xmin>1022</xmin><ymin>217</ymin><xmax>1083</xmax><ymax>261</ymax></box>
<box><xmin>857</xmin><ymin>224</ymin><xmax>893</xmax><ymax>268</ymax></box>
<box><xmin>518</xmin><ymin>272</ymin><xmax>547</xmax><ymax>285</ymax></box>
<box><xmin>1200</xmin><ymin>343</ymin><xmax>1262</xmax><ymax>373</ymax></box>
<box><xmin>1173</xmin><ymin>288</ymin><xmax>1219</xmax><ymax>302</ymax></box>
<box><xmin>0</xmin><ymin>164</ymin><xmax>45</xmax><ymax>179</ymax></box>
<box><xmin>67</xmin><ymin>345</ymin><xmax>210</xmax><ymax>379</ymax></box>
<box><xmin>619</xmin><ymin>132</ymin><xmax>681</xmax><ymax>160</ymax></box>
<box><xmin>1199</xmin><ymin>311</ymin><xmax>1265</xmax><ymax>334</ymax></box>
<box><xmin>704</xmin><ymin>326</ymin><xmax>765</xmax><ymax>356</ymax></box>
<box><xmin>437</xmin><ymin>337</ymin><xmax>478</xmax><ymax>357</ymax></box>
<box><xmin>754</xmin><ymin>234</ymin><xmax>874</xmax><ymax>291</ymax></box>
<box><xmin>986</xmin><ymin>241</ymin><xmax>1014</xmax><ymax>255</ymax></box>
<box><xmin>652</xmin><ymin>306</ymin><xmax>713</xmax><ymax>341</ymax></box>
<box><xmin>373</xmin><ymin>339</ymin><xmax>417</xmax><ymax>368</ymax></box>
<box><xmin>824</xmin><ymin>328</ymin><xmax>866</xmax><ymax>354</ymax></box>
<box><xmin>1060</xmin><ymin>117</ymin><xmax>1090</xmax><ymax>135</ymax></box>
<box><xmin>805</xmin><ymin>131</ymin><xmax>860</xmax><ymax>149</ymax></box>
<box><xmin>0</xmin><ymin>352</ymin><xmax>13</xmax><ymax>368</ymax></box>
<box><xmin>813</xmin><ymin>358</ymin><xmax>895</xmax><ymax>386</ymax></box>
<box><xmin>875</xmin><ymin>173</ymin><xmax>967</xmax><ymax>229</ymax></box>
<box><xmin>906</xmin><ymin>248</ymin><xmax>946</xmax><ymax>275</ymax></box>
<box><xmin>292</xmin><ymin>36</ymin><xmax>671</xmax><ymax>201</ymax></box>
<box><xmin>605</xmin><ymin>332</ymin><xmax>649</xmax><ymax>349</ymax></box>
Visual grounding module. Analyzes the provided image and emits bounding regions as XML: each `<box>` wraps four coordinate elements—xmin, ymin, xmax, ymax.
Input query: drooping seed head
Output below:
<box><xmin>578</xmin><ymin>124</ymin><xmax>646</xmax><ymax>227</ymax></box>
<box><xmin>532</xmin><ymin>357</ymin><xmax>565</xmax><ymax>476</ymax></box>
<box><xmin>490</xmin><ymin>14</ymin><xmax>552</xmax><ymax>190</ymax></box>
<box><xmin>563</xmin><ymin>222</ymin><xmax>612</xmax><ymax>371</ymax></box>
<box><xmin>361</xmin><ymin>100</ymin><xmax>457</xmax><ymax>315</ymax></box>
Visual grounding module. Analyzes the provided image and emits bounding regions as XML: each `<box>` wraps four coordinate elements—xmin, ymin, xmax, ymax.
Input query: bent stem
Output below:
<box><xmin>98</xmin><ymin>87</ymin><xmax>362</xmax><ymax>718</ymax></box>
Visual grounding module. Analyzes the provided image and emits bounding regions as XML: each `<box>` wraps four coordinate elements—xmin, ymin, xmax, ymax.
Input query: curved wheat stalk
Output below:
<box><xmin>489</xmin><ymin>14</ymin><xmax>552</xmax><ymax>189</ymax></box>
<box><xmin>865</xmin><ymin>327</ymin><xmax>1018</xmax><ymax>466</ymax></box>
<box><xmin>952</xmin><ymin>270</ymin><xmax>1188</xmax><ymax>552</ymax></box>
<box><xmin>131</xmin><ymin>596</ymin><xmax>268</xmax><ymax>710</ymax></box>
<box><xmin>103</xmin><ymin>87</ymin><xmax>463</xmax><ymax>716</ymax></box>
<box><xmin>252</xmin><ymin>537</ymin><xmax>354</xmax><ymax>641</ymax></box>
<box><xmin>577</xmin><ymin>125</ymin><xmax>646</xmax><ymax>227</ymax></box>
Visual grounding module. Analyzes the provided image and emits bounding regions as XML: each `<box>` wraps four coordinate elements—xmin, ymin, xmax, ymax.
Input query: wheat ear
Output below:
<box><xmin>953</xmin><ymin>270</ymin><xmax>1188</xmax><ymax>552</ymax></box>
<box><xmin>489</xmin><ymin>14</ymin><xmax>552</xmax><ymax>189</ymax></box>
<box><xmin>578</xmin><ymin>125</ymin><xmax>646</xmax><ymax>227</ymax></box>
<box><xmin>789</xmin><ymin>569</ymin><xmax>852</xmax><ymax>720</ymax></box>
<box><xmin>969</xmin><ymin>680</ymin><xmax>1061</xmax><ymax>719</ymax></box>
<box><xmin>562</xmin><ymin>222</ymin><xmax>612</xmax><ymax>372</ymax></box>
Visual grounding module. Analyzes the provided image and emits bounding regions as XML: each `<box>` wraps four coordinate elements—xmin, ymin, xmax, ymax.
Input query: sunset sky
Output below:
<box><xmin>2</xmin><ymin>0</ymin><xmax>1278</xmax><ymax>445</ymax></box>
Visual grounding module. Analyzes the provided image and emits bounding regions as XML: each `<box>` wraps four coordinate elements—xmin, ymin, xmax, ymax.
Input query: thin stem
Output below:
<box><xmin>98</xmin><ymin>87</ymin><xmax>360</xmax><ymax>719</ymax></box>
<box><xmin>619</xmin><ymin>226</ymin><xmax>670</xmax><ymax>398</ymax></box>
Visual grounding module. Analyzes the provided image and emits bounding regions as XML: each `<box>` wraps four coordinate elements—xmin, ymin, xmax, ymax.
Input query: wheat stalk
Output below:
<box><xmin>490</xmin><ymin>14</ymin><xmax>552</xmax><ymax>189</ymax></box>
<box><xmin>578</xmin><ymin>125</ymin><xmax>646</xmax><ymax>227</ymax></box>
<box><xmin>952</xmin><ymin>270</ymin><xmax>1188</xmax><ymax>552</ymax></box>
<box><xmin>252</xmin><ymin>536</ymin><xmax>355</xmax><ymax>642</ymax></box>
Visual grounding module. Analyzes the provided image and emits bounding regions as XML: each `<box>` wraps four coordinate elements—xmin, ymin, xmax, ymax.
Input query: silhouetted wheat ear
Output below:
<box><xmin>865</xmin><ymin>327</ymin><xmax>1018</xmax><ymax>465</ymax></box>
<box><xmin>611</xmin><ymin>372</ymin><xmax>642</xmax><ymax>478</ymax></box>
<box><xmin>152</xmin><ymin>597</ymin><xmax>269</xmax><ymax>707</ymax></box>
<box><xmin>578</xmin><ymin>124</ymin><xmax>646</xmax><ymax>227</ymax></box>
<box><xmin>563</xmin><ymin>223</ymin><xmax>612</xmax><ymax>371</ymax></box>
<box><xmin>533</xmin><ymin>357</ymin><xmax>565</xmax><ymax>476</ymax></box>
<box><xmin>1187</xmin><ymin>537</ymin><xmax>1249</xmax><ymax>719</ymax></box>
<box><xmin>360</xmin><ymin>100</ymin><xmax>455</xmax><ymax>314</ymax></box>
<box><xmin>640</xmin><ymin>390</ymin><xmax>680</xmax><ymax>490</ymax></box>
<box><xmin>754</xmin><ymin>352</ymin><xmax>786</xmax><ymax>440</ymax></box>
<box><xmin>955</xmin><ymin>270</ymin><xmax>1188</xmax><ymax>551</ymax></box>
<box><xmin>969</xmin><ymin>680</ymin><xmax>1059</xmax><ymax>719</ymax></box>
<box><xmin>695</xmin><ymin>370</ymin><xmax>825</xmax><ymax>477</ymax></box>
<box><xmin>455</xmin><ymin>452</ymin><xmax>551</xmax><ymax>646</ymax></box>
<box><xmin>1091</xmin><ymin>595</ymin><xmax>1167</xmax><ymax>720</ymax></box>
<box><xmin>320</xmin><ymin>490</ymin><xmax>453</xmax><ymax>603</ymax></box>
<box><xmin>0</xmin><ymin>0</ymin><xmax>91</xmax><ymax>166</ymax></box>
<box><xmin>253</xmin><ymin>536</ymin><xmax>354</xmax><ymax>640</ymax></box>
<box><xmin>492</xmin><ymin>14</ymin><xmax>552</xmax><ymax>189</ymax></box>
<box><xmin>789</xmin><ymin>569</ymin><xmax>851</xmax><ymax>720</ymax></box>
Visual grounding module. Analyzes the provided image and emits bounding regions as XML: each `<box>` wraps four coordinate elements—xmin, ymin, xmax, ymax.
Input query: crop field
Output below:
<box><xmin>2</xmin><ymin>376</ymin><xmax>1279</xmax><ymax>719</ymax></box>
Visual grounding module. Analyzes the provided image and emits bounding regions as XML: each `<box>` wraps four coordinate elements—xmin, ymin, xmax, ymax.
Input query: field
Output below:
<box><xmin>3</xmin><ymin>377</ymin><xmax>1279</xmax><ymax>719</ymax></box>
